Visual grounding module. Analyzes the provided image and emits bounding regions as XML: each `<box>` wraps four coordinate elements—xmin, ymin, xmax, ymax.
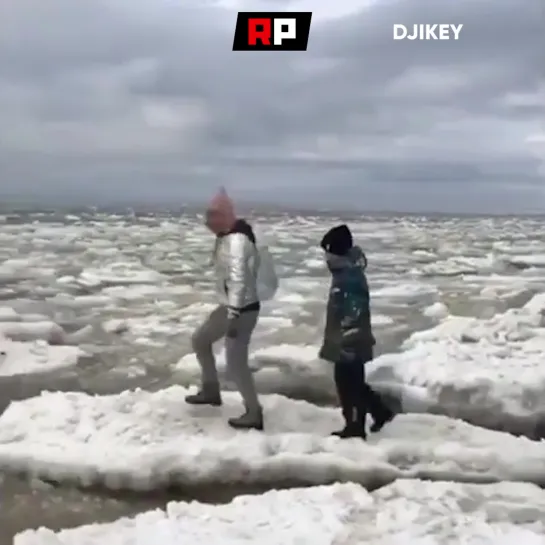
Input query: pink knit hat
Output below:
<box><xmin>207</xmin><ymin>187</ymin><xmax>236</xmax><ymax>230</ymax></box>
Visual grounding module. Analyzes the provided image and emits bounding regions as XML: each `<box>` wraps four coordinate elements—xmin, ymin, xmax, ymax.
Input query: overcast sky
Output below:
<box><xmin>0</xmin><ymin>0</ymin><xmax>543</xmax><ymax>212</ymax></box>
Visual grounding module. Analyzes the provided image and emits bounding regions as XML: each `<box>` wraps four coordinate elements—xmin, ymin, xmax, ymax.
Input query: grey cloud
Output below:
<box><xmin>0</xmin><ymin>0</ymin><xmax>542</xmax><ymax>212</ymax></box>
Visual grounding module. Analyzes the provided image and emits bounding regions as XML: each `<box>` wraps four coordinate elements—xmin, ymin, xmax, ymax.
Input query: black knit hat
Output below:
<box><xmin>320</xmin><ymin>224</ymin><xmax>353</xmax><ymax>256</ymax></box>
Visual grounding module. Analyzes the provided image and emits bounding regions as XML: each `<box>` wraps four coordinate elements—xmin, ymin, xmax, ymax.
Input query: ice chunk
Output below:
<box><xmin>0</xmin><ymin>321</ymin><xmax>66</xmax><ymax>344</ymax></box>
<box><xmin>0</xmin><ymin>387</ymin><xmax>544</xmax><ymax>492</ymax></box>
<box><xmin>175</xmin><ymin>343</ymin><xmax>323</xmax><ymax>378</ymax></box>
<box><xmin>78</xmin><ymin>266</ymin><xmax>164</xmax><ymax>288</ymax></box>
<box><xmin>423</xmin><ymin>301</ymin><xmax>449</xmax><ymax>319</ymax></box>
<box><xmin>0</xmin><ymin>307</ymin><xmax>20</xmax><ymax>322</ymax></box>
<box><xmin>369</xmin><ymin>293</ymin><xmax>545</xmax><ymax>437</ymax></box>
<box><xmin>0</xmin><ymin>338</ymin><xmax>83</xmax><ymax>377</ymax></box>
<box><xmin>372</xmin><ymin>282</ymin><xmax>438</xmax><ymax>299</ymax></box>
<box><xmin>14</xmin><ymin>480</ymin><xmax>545</xmax><ymax>545</ymax></box>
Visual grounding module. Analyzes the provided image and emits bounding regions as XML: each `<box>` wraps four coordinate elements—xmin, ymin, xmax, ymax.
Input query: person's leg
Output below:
<box><xmin>332</xmin><ymin>361</ymin><xmax>367</xmax><ymax>438</ymax></box>
<box><xmin>332</xmin><ymin>361</ymin><xmax>355</xmax><ymax>435</ymax></box>
<box><xmin>349</xmin><ymin>361</ymin><xmax>367</xmax><ymax>437</ymax></box>
<box><xmin>367</xmin><ymin>383</ymin><xmax>395</xmax><ymax>432</ymax></box>
<box><xmin>224</xmin><ymin>310</ymin><xmax>262</xmax><ymax>430</ymax></box>
<box><xmin>185</xmin><ymin>305</ymin><xmax>228</xmax><ymax>405</ymax></box>
<box><xmin>360</xmin><ymin>347</ymin><xmax>395</xmax><ymax>432</ymax></box>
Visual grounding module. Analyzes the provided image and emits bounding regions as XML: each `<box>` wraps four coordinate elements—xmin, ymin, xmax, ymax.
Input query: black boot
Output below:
<box><xmin>228</xmin><ymin>407</ymin><xmax>264</xmax><ymax>431</ymax></box>
<box><xmin>356</xmin><ymin>406</ymin><xmax>367</xmax><ymax>440</ymax></box>
<box><xmin>332</xmin><ymin>406</ymin><xmax>352</xmax><ymax>436</ymax></box>
<box><xmin>185</xmin><ymin>383</ymin><xmax>222</xmax><ymax>406</ymax></box>
<box><xmin>362</xmin><ymin>384</ymin><xmax>395</xmax><ymax>433</ymax></box>
<box><xmin>331</xmin><ymin>407</ymin><xmax>366</xmax><ymax>439</ymax></box>
<box><xmin>331</xmin><ymin>423</ymin><xmax>365</xmax><ymax>439</ymax></box>
<box><xmin>333</xmin><ymin>364</ymin><xmax>358</xmax><ymax>438</ymax></box>
<box><xmin>370</xmin><ymin>405</ymin><xmax>395</xmax><ymax>433</ymax></box>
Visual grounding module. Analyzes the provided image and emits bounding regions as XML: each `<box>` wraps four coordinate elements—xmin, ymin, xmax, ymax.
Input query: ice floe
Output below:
<box><xmin>0</xmin><ymin>338</ymin><xmax>84</xmax><ymax>377</ymax></box>
<box><xmin>175</xmin><ymin>343</ymin><xmax>320</xmax><ymax>378</ymax></box>
<box><xmin>0</xmin><ymin>306</ymin><xmax>88</xmax><ymax>376</ymax></box>
<box><xmin>77</xmin><ymin>266</ymin><xmax>165</xmax><ymax>288</ymax></box>
<box><xmin>373</xmin><ymin>282</ymin><xmax>438</xmax><ymax>300</ymax></box>
<box><xmin>1</xmin><ymin>387</ymin><xmax>545</xmax><ymax>491</ymax></box>
<box><xmin>369</xmin><ymin>293</ymin><xmax>545</xmax><ymax>437</ymax></box>
<box><xmin>0</xmin><ymin>321</ymin><xmax>67</xmax><ymax>344</ymax></box>
<box><xmin>15</xmin><ymin>479</ymin><xmax>545</xmax><ymax>544</ymax></box>
<box><xmin>174</xmin><ymin>343</ymin><xmax>334</xmax><ymax>394</ymax></box>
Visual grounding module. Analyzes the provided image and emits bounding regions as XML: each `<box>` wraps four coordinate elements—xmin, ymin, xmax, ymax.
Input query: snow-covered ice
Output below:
<box><xmin>0</xmin><ymin>307</ymin><xmax>86</xmax><ymax>376</ymax></box>
<box><xmin>1</xmin><ymin>214</ymin><xmax>545</xmax><ymax>432</ymax></box>
<box><xmin>1</xmin><ymin>386</ymin><xmax>545</xmax><ymax>491</ymax></box>
<box><xmin>4</xmin><ymin>211</ymin><xmax>545</xmax><ymax>538</ymax></box>
<box><xmin>373</xmin><ymin>281</ymin><xmax>438</xmax><ymax>300</ymax></box>
<box><xmin>15</xmin><ymin>479</ymin><xmax>545</xmax><ymax>545</ymax></box>
<box><xmin>369</xmin><ymin>293</ymin><xmax>545</xmax><ymax>436</ymax></box>
<box><xmin>77</xmin><ymin>266</ymin><xmax>166</xmax><ymax>288</ymax></box>
<box><xmin>175</xmin><ymin>343</ymin><xmax>323</xmax><ymax>382</ymax></box>
<box><xmin>0</xmin><ymin>337</ymin><xmax>84</xmax><ymax>377</ymax></box>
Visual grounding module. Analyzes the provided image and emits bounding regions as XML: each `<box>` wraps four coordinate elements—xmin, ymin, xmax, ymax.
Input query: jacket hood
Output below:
<box><xmin>326</xmin><ymin>245</ymin><xmax>367</xmax><ymax>272</ymax></box>
<box><xmin>218</xmin><ymin>218</ymin><xmax>256</xmax><ymax>244</ymax></box>
<box><xmin>349</xmin><ymin>246</ymin><xmax>368</xmax><ymax>269</ymax></box>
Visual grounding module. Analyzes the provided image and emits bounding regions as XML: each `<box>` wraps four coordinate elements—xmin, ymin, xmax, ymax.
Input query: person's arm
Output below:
<box><xmin>330</xmin><ymin>281</ymin><xmax>346</xmax><ymax>322</ymax></box>
<box><xmin>318</xmin><ymin>280</ymin><xmax>343</xmax><ymax>362</ymax></box>
<box><xmin>225</xmin><ymin>233</ymin><xmax>251</xmax><ymax>318</ymax></box>
<box><xmin>337</xmin><ymin>275</ymin><xmax>365</xmax><ymax>362</ymax></box>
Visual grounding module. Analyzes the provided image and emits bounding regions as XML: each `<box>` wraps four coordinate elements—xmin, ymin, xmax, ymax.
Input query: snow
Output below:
<box><xmin>0</xmin><ymin>306</ymin><xmax>87</xmax><ymax>376</ymax></box>
<box><xmin>15</xmin><ymin>479</ymin><xmax>545</xmax><ymax>545</ymax></box>
<box><xmin>419</xmin><ymin>255</ymin><xmax>500</xmax><ymax>277</ymax></box>
<box><xmin>1</xmin><ymin>386</ymin><xmax>545</xmax><ymax>492</ymax></box>
<box><xmin>373</xmin><ymin>282</ymin><xmax>438</xmax><ymax>299</ymax></box>
<box><xmin>509</xmin><ymin>254</ymin><xmax>545</xmax><ymax>268</ymax></box>
<box><xmin>422</xmin><ymin>302</ymin><xmax>449</xmax><ymax>319</ymax></box>
<box><xmin>0</xmin><ymin>306</ymin><xmax>20</xmax><ymax>321</ymax></box>
<box><xmin>5</xmin><ymin>212</ymin><xmax>545</xmax><ymax>538</ymax></box>
<box><xmin>369</xmin><ymin>293</ymin><xmax>545</xmax><ymax>436</ymax></box>
<box><xmin>175</xmin><ymin>343</ymin><xmax>320</xmax><ymax>377</ymax></box>
<box><xmin>77</xmin><ymin>266</ymin><xmax>165</xmax><ymax>288</ymax></box>
<box><xmin>0</xmin><ymin>338</ymin><xmax>84</xmax><ymax>377</ymax></box>
<box><xmin>0</xmin><ymin>321</ymin><xmax>67</xmax><ymax>343</ymax></box>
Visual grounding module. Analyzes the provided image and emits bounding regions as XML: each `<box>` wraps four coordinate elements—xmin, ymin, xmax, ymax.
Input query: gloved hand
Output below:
<box><xmin>226</xmin><ymin>309</ymin><xmax>240</xmax><ymax>338</ymax></box>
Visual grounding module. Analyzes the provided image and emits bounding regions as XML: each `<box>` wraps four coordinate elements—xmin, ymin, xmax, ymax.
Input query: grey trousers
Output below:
<box><xmin>191</xmin><ymin>305</ymin><xmax>261</xmax><ymax>412</ymax></box>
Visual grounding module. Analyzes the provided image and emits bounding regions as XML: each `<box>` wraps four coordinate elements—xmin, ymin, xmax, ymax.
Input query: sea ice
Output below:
<box><xmin>372</xmin><ymin>282</ymin><xmax>438</xmax><ymax>299</ymax></box>
<box><xmin>0</xmin><ymin>337</ymin><xmax>84</xmax><ymax>377</ymax></box>
<box><xmin>15</xmin><ymin>479</ymin><xmax>545</xmax><ymax>545</ymax></box>
<box><xmin>509</xmin><ymin>254</ymin><xmax>545</xmax><ymax>268</ymax></box>
<box><xmin>0</xmin><ymin>307</ymin><xmax>87</xmax><ymax>376</ymax></box>
<box><xmin>423</xmin><ymin>301</ymin><xmax>449</xmax><ymax>319</ymax></box>
<box><xmin>174</xmin><ymin>343</ymin><xmax>327</xmax><ymax>391</ymax></box>
<box><xmin>0</xmin><ymin>321</ymin><xmax>67</xmax><ymax>344</ymax></box>
<box><xmin>0</xmin><ymin>306</ymin><xmax>20</xmax><ymax>322</ymax></box>
<box><xmin>0</xmin><ymin>386</ymin><xmax>544</xmax><ymax>492</ymax></box>
<box><xmin>369</xmin><ymin>293</ymin><xmax>545</xmax><ymax>437</ymax></box>
<box><xmin>77</xmin><ymin>266</ymin><xmax>165</xmax><ymax>288</ymax></box>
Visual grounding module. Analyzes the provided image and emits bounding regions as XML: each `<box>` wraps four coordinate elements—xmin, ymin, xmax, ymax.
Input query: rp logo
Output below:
<box><xmin>232</xmin><ymin>12</ymin><xmax>312</xmax><ymax>51</ymax></box>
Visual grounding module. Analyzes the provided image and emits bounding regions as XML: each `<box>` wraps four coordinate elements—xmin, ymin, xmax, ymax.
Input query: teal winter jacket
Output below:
<box><xmin>318</xmin><ymin>246</ymin><xmax>375</xmax><ymax>364</ymax></box>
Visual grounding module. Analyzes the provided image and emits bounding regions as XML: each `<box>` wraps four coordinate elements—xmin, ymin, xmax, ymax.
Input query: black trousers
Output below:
<box><xmin>333</xmin><ymin>359</ymin><xmax>387</xmax><ymax>424</ymax></box>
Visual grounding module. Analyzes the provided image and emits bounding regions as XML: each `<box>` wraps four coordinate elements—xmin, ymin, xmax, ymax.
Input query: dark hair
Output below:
<box><xmin>320</xmin><ymin>224</ymin><xmax>353</xmax><ymax>256</ymax></box>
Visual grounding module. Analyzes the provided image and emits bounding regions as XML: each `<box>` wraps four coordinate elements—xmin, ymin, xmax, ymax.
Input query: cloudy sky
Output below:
<box><xmin>0</xmin><ymin>0</ymin><xmax>542</xmax><ymax>212</ymax></box>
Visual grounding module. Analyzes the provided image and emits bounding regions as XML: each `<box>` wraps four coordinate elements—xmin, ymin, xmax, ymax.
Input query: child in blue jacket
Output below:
<box><xmin>319</xmin><ymin>224</ymin><xmax>394</xmax><ymax>439</ymax></box>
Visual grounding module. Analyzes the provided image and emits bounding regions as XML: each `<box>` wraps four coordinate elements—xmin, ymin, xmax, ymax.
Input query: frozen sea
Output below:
<box><xmin>2</xmin><ymin>209</ymin><xmax>545</xmax><ymax>544</ymax></box>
